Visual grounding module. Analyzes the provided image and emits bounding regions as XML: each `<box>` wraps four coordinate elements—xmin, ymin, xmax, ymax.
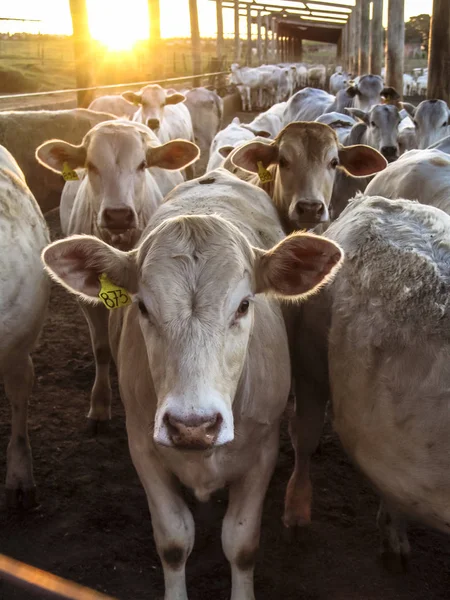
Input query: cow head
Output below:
<box><xmin>42</xmin><ymin>219</ymin><xmax>343</xmax><ymax>450</ymax></box>
<box><xmin>231</xmin><ymin>122</ymin><xmax>387</xmax><ymax>233</ymax></box>
<box><xmin>346</xmin><ymin>104</ymin><xmax>401</xmax><ymax>162</ymax></box>
<box><xmin>122</xmin><ymin>84</ymin><xmax>186</xmax><ymax>132</ymax></box>
<box><xmin>36</xmin><ymin>121</ymin><xmax>199</xmax><ymax>249</ymax></box>
<box><xmin>403</xmin><ymin>99</ymin><xmax>450</xmax><ymax>149</ymax></box>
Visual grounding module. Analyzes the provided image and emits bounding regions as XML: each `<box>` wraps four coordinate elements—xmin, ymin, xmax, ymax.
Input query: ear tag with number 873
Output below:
<box><xmin>62</xmin><ymin>162</ymin><xmax>79</xmax><ymax>181</ymax></box>
<box><xmin>98</xmin><ymin>273</ymin><xmax>132</xmax><ymax>310</ymax></box>
<box><xmin>257</xmin><ymin>161</ymin><xmax>273</xmax><ymax>183</ymax></box>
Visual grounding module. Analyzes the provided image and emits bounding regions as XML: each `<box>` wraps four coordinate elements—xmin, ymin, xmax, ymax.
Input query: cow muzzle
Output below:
<box><xmin>161</xmin><ymin>413</ymin><xmax>223</xmax><ymax>450</ymax></box>
<box><xmin>147</xmin><ymin>118</ymin><xmax>160</xmax><ymax>130</ymax></box>
<box><xmin>380</xmin><ymin>146</ymin><xmax>399</xmax><ymax>162</ymax></box>
<box><xmin>289</xmin><ymin>199</ymin><xmax>328</xmax><ymax>228</ymax></box>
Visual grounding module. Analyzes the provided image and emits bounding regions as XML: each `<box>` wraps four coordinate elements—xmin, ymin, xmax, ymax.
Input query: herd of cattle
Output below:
<box><xmin>1</xmin><ymin>60</ymin><xmax>450</xmax><ymax>599</ymax></box>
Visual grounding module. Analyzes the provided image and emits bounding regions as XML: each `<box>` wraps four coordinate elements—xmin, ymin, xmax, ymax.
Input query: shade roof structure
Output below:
<box><xmin>210</xmin><ymin>0</ymin><xmax>355</xmax><ymax>44</ymax></box>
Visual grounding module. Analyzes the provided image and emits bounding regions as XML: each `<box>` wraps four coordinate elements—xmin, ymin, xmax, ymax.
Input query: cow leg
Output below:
<box><xmin>4</xmin><ymin>353</ymin><xmax>36</xmax><ymax>509</ymax></box>
<box><xmin>79</xmin><ymin>302</ymin><xmax>112</xmax><ymax>431</ymax></box>
<box><xmin>129</xmin><ymin>441</ymin><xmax>194</xmax><ymax>600</ymax></box>
<box><xmin>222</xmin><ymin>427</ymin><xmax>279</xmax><ymax>600</ymax></box>
<box><xmin>377</xmin><ymin>500</ymin><xmax>410</xmax><ymax>573</ymax></box>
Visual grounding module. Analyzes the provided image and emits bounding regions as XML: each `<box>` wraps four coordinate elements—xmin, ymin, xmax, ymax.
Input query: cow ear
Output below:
<box><xmin>232</xmin><ymin>116</ymin><xmax>241</xmax><ymax>125</ymax></box>
<box><xmin>401</xmin><ymin>102</ymin><xmax>416</xmax><ymax>119</ymax></box>
<box><xmin>147</xmin><ymin>140</ymin><xmax>199</xmax><ymax>170</ymax></box>
<box><xmin>230</xmin><ymin>140</ymin><xmax>278</xmax><ymax>174</ymax></box>
<box><xmin>345</xmin><ymin>85</ymin><xmax>359</xmax><ymax>98</ymax></box>
<box><xmin>36</xmin><ymin>140</ymin><xmax>86</xmax><ymax>174</ymax></box>
<box><xmin>338</xmin><ymin>144</ymin><xmax>387</xmax><ymax>177</ymax></box>
<box><xmin>345</xmin><ymin>108</ymin><xmax>369</xmax><ymax>124</ymax></box>
<box><xmin>254</xmin><ymin>233</ymin><xmax>343</xmax><ymax>299</ymax></box>
<box><xmin>122</xmin><ymin>91</ymin><xmax>142</xmax><ymax>106</ymax></box>
<box><xmin>165</xmin><ymin>93</ymin><xmax>185</xmax><ymax>106</ymax></box>
<box><xmin>42</xmin><ymin>235</ymin><xmax>138</xmax><ymax>302</ymax></box>
<box><xmin>218</xmin><ymin>145</ymin><xmax>235</xmax><ymax>158</ymax></box>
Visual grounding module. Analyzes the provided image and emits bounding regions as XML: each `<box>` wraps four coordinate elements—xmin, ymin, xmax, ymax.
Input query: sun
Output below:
<box><xmin>87</xmin><ymin>0</ymin><xmax>149</xmax><ymax>51</ymax></box>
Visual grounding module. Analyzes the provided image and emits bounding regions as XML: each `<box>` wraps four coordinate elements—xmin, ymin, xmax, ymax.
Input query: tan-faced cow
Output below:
<box><xmin>42</xmin><ymin>168</ymin><xmax>343</xmax><ymax>600</ymax></box>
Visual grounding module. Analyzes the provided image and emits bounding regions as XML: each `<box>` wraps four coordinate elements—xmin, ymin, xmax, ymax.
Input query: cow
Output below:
<box><xmin>88</xmin><ymin>95</ymin><xmax>138</xmax><ymax>119</ymax></box>
<box><xmin>429</xmin><ymin>134</ymin><xmax>450</xmax><ymax>154</ymax></box>
<box><xmin>229</xmin><ymin>64</ymin><xmax>263</xmax><ymax>111</ymax></box>
<box><xmin>0</xmin><ymin>145</ymin><xmax>50</xmax><ymax>509</ymax></box>
<box><xmin>402</xmin><ymin>99</ymin><xmax>450</xmax><ymax>149</ymax></box>
<box><xmin>286</xmin><ymin>194</ymin><xmax>450</xmax><ymax>571</ymax></box>
<box><xmin>241</xmin><ymin>104</ymin><xmax>285</xmax><ymax>139</ymax></box>
<box><xmin>307</xmin><ymin>65</ymin><xmax>326</xmax><ymax>89</ymax></box>
<box><xmin>122</xmin><ymin>84</ymin><xmax>195</xmax><ymax>145</ymax></box>
<box><xmin>36</xmin><ymin>120</ymin><xmax>199</xmax><ymax>430</ymax></box>
<box><xmin>402</xmin><ymin>73</ymin><xmax>415</xmax><ymax>96</ymax></box>
<box><xmin>329</xmin><ymin>71</ymin><xmax>349</xmax><ymax>95</ymax></box>
<box><xmin>230</xmin><ymin>121</ymin><xmax>387</xmax><ymax>232</ymax></box>
<box><xmin>184</xmin><ymin>87</ymin><xmax>223</xmax><ymax>176</ymax></box>
<box><xmin>42</xmin><ymin>167</ymin><xmax>344</xmax><ymax>600</ymax></box>
<box><xmin>329</xmin><ymin>104</ymin><xmax>401</xmax><ymax>220</ymax></box>
<box><xmin>207</xmin><ymin>117</ymin><xmax>256</xmax><ymax>172</ymax></box>
<box><xmin>0</xmin><ymin>108</ymin><xmax>116</xmax><ymax>214</ymax></box>
<box><xmin>366</xmin><ymin>149</ymin><xmax>450</xmax><ymax>214</ymax></box>
<box><xmin>283</xmin><ymin>88</ymin><xmax>336</xmax><ymax>124</ymax></box>
<box><xmin>345</xmin><ymin>74</ymin><xmax>388</xmax><ymax>110</ymax></box>
<box><xmin>315</xmin><ymin>112</ymin><xmax>356</xmax><ymax>144</ymax></box>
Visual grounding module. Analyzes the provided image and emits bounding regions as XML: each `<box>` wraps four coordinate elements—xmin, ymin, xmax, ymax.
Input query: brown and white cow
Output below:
<box><xmin>36</xmin><ymin>120</ymin><xmax>199</xmax><ymax>430</ymax></box>
<box><xmin>42</xmin><ymin>168</ymin><xmax>343</xmax><ymax>600</ymax></box>
<box><xmin>230</xmin><ymin>121</ymin><xmax>387</xmax><ymax>232</ymax></box>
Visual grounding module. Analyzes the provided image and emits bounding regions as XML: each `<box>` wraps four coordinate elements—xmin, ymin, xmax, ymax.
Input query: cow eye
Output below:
<box><xmin>236</xmin><ymin>299</ymin><xmax>250</xmax><ymax>318</ymax></box>
<box><xmin>442</xmin><ymin>121</ymin><xmax>448</xmax><ymax>128</ymax></box>
<box><xmin>86</xmin><ymin>162</ymin><xmax>99</xmax><ymax>174</ymax></box>
<box><xmin>370</xmin><ymin>121</ymin><xmax>377</xmax><ymax>128</ymax></box>
<box><xmin>137</xmin><ymin>160</ymin><xmax>147</xmax><ymax>171</ymax></box>
<box><xmin>413</xmin><ymin>120</ymin><xmax>418</xmax><ymax>127</ymax></box>
<box><xmin>279</xmin><ymin>157</ymin><xmax>289</xmax><ymax>169</ymax></box>
<box><xmin>329</xmin><ymin>158</ymin><xmax>339</xmax><ymax>169</ymax></box>
<box><xmin>138</xmin><ymin>300</ymin><xmax>148</xmax><ymax>317</ymax></box>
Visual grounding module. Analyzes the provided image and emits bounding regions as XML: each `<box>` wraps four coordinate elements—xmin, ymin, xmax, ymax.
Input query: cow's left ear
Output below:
<box><xmin>345</xmin><ymin>108</ymin><xmax>369</xmax><ymax>124</ymax></box>
<box><xmin>42</xmin><ymin>235</ymin><xmax>138</xmax><ymax>303</ymax></box>
<box><xmin>253</xmin><ymin>233</ymin><xmax>343</xmax><ymax>299</ymax></box>
<box><xmin>146</xmin><ymin>140</ymin><xmax>200</xmax><ymax>170</ymax></box>
<box><xmin>165</xmin><ymin>93</ymin><xmax>186</xmax><ymax>106</ymax></box>
<box><xmin>230</xmin><ymin>140</ymin><xmax>278</xmax><ymax>174</ymax></box>
<box><xmin>338</xmin><ymin>144</ymin><xmax>387</xmax><ymax>177</ymax></box>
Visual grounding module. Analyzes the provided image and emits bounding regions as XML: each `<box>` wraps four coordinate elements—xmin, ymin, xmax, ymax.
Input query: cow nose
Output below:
<box><xmin>147</xmin><ymin>118</ymin><xmax>160</xmax><ymax>130</ymax></box>
<box><xmin>294</xmin><ymin>201</ymin><xmax>325</xmax><ymax>223</ymax></box>
<box><xmin>381</xmin><ymin>146</ymin><xmax>398</xmax><ymax>161</ymax></box>
<box><xmin>102</xmin><ymin>207</ymin><xmax>134</xmax><ymax>230</ymax></box>
<box><xmin>164</xmin><ymin>413</ymin><xmax>223</xmax><ymax>450</ymax></box>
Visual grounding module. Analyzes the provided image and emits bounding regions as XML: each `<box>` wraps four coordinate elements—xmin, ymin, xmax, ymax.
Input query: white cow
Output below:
<box><xmin>416</xmin><ymin>74</ymin><xmax>428</xmax><ymax>96</ymax></box>
<box><xmin>207</xmin><ymin>117</ymin><xmax>256</xmax><ymax>172</ymax></box>
<box><xmin>230</xmin><ymin>63</ymin><xmax>263</xmax><ymax>112</ymax></box>
<box><xmin>402</xmin><ymin>74</ymin><xmax>415</xmax><ymax>96</ymax></box>
<box><xmin>88</xmin><ymin>95</ymin><xmax>138</xmax><ymax>119</ymax></box>
<box><xmin>36</xmin><ymin>120</ymin><xmax>199</xmax><ymax>430</ymax></box>
<box><xmin>0</xmin><ymin>145</ymin><xmax>50</xmax><ymax>508</ymax></box>
<box><xmin>42</xmin><ymin>167</ymin><xmax>344</xmax><ymax>600</ymax></box>
<box><xmin>283</xmin><ymin>88</ymin><xmax>336</xmax><ymax>124</ymax></box>
<box><xmin>315</xmin><ymin>112</ymin><xmax>356</xmax><ymax>144</ymax></box>
<box><xmin>403</xmin><ymin>99</ymin><xmax>450</xmax><ymax>149</ymax></box>
<box><xmin>330</xmin><ymin>71</ymin><xmax>349</xmax><ymax>95</ymax></box>
<box><xmin>241</xmin><ymin>104</ymin><xmax>285</xmax><ymax>139</ymax></box>
<box><xmin>307</xmin><ymin>65</ymin><xmax>326</xmax><ymax>89</ymax></box>
<box><xmin>123</xmin><ymin>84</ymin><xmax>194</xmax><ymax>145</ymax></box>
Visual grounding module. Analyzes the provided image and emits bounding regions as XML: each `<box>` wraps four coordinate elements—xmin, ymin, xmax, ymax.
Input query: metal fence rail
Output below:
<box><xmin>0</xmin><ymin>554</ymin><xmax>117</xmax><ymax>600</ymax></box>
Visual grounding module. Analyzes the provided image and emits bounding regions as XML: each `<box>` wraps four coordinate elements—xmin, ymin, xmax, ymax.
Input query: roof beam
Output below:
<box><xmin>209</xmin><ymin>0</ymin><xmax>354</xmax><ymax>11</ymax></box>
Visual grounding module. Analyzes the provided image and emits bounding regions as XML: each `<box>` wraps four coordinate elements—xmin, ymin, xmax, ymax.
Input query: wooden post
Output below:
<box><xmin>234</xmin><ymin>0</ymin><xmax>240</xmax><ymax>62</ymax></box>
<box><xmin>298</xmin><ymin>37</ymin><xmax>303</xmax><ymax>62</ymax></box>
<box><xmin>264</xmin><ymin>15</ymin><xmax>270</xmax><ymax>63</ymax></box>
<box><xmin>271</xmin><ymin>17</ymin><xmax>277</xmax><ymax>61</ymax></box>
<box><xmin>189</xmin><ymin>0</ymin><xmax>202</xmax><ymax>84</ymax></box>
<box><xmin>359</xmin><ymin>0</ymin><xmax>370</xmax><ymax>74</ymax></box>
<box><xmin>69</xmin><ymin>0</ymin><xmax>94</xmax><ymax>107</ymax></box>
<box><xmin>246</xmin><ymin>6</ymin><xmax>252</xmax><ymax>66</ymax></box>
<box><xmin>370</xmin><ymin>0</ymin><xmax>383</xmax><ymax>74</ymax></box>
<box><xmin>148</xmin><ymin>0</ymin><xmax>161</xmax><ymax>77</ymax></box>
<box><xmin>352</xmin><ymin>0</ymin><xmax>361</xmax><ymax>76</ymax></box>
<box><xmin>337</xmin><ymin>32</ymin><xmax>343</xmax><ymax>64</ymax></box>
<box><xmin>257</xmin><ymin>11</ymin><xmax>263</xmax><ymax>64</ymax></box>
<box><xmin>428</xmin><ymin>0</ymin><xmax>450</xmax><ymax>103</ymax></box>
<box><xmin>386</xmin><ymin>0</ymin><xmax>404</xmax><ymax>97</ymax></box>
<box><xmin>216</xmin><ymin>0</ymin><xmax>224</xmax><ymax>63</ymax></box>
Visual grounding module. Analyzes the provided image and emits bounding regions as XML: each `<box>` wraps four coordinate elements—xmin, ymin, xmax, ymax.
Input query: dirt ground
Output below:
<box><xmin>0</xmin><ymin>112</ymin><xmax>449</xmax><ymax>600</ymax></box>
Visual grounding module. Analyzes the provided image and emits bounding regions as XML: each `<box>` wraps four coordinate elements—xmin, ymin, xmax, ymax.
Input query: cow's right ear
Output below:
<box><xmin>122</xmin><ymin>91</ymin><xmax>142</xmax><ymax>106</ymax></box>
<box><xmin>218</xmin><ymin>145</ymin><xmax>235</xmax><ymax>158</ymax></box>
<box><xmin>345</xmin><ymin>108</ymin><xmax>369</xmax><ymax>124</ymax></box>
<box><xmin>230</xmin><ymin>140</ymin><xmax>278</xmax><ymax>174</ymax></box>
<box><xmin>401</xmin><ymin>102</ymin><xmax>416</xmax><ymax>119</ymax></box>
<box><xmin>345</xmin><ymin>85</ymin><xmax>359</xmax><ymax>98</ymax></box>
<box><xmin>42</xmin><ymin>235</ymin><xmax>138</xmax><ymax>303</ymax></box>
<box><xmin>36</xmin><ymin>140</ymin><xmax>86</xmax><ymax>174</ymax></box>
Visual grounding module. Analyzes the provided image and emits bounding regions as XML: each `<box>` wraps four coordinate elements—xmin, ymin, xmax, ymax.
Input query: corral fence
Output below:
<box><xmin>0</xmin><ymin>71</ymin><xmax>231</xmax><ymax>111</ymax></box>
<box><xmin>0</xmin><ymin>553</ymin><xmax>117</xmax><ymax>599</ymax></box>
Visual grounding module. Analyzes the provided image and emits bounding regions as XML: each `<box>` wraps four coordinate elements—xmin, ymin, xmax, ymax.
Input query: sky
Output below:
<box><xmin>0</xmin><ymin>0</ymin><xmax>433</xmax><ymax>40</ymax></box>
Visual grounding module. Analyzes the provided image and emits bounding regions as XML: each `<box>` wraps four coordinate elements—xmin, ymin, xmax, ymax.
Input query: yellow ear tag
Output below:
<box><xmin>98</xmin><ymin>273</ymin><xmax>132</xmax><ymax>310</ymax></box>
<box><xmin>62</xmin><ymin>162</ymin><xmax>79</xmax><ymax>181</ymax></box>
<box><xmin>132</xmin><ymin>97</ymin><xmax>141</xmax><ymax>106</ymax></box>
<box><xmin>257</xmin><ymin>161</ymin><xmax>273</xmax><ymax>183</ymax></box>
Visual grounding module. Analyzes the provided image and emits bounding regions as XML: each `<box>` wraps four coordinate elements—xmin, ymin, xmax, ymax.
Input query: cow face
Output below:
<box><xmin>404</xmin><ymin>99</ymin><xmax>450</xmax><ymax>149</ymax></box>
<box><xmin>123</xmin><ymin>84</ymin><xmax>186</xmax><ymax>132</ymax></box>
<box><xmin>42</xmin><ymin>220</ymin><xmax>343</xmax><ymax>451</ymax></box>
<box><xmin>347</xmin><ymin>105</ymin><xmax>401</xmax><ymax>162</ymax></box>
<box><xmin>231</xmin><ymin>122</ymin><xmax>387</xmax><ymax>233</ymax></box>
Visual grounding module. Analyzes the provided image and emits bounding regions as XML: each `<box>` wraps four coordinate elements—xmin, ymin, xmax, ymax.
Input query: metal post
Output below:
<box><xmin>386</xmin><ymin>0</ymin><xmax>405</xmax><ymax>97</ymax></box>
<box><xmin>359</xmin><ymin>0</ymin><xmax>370</xmax><ymax>74</ymax></box>
<box><xmin>69</xmin><ymin>0</ymin><xmax>94</xmax><ymax>107</ymax></box>
<box><xmin>370</xmin><ymin>0</ymin><xmax>383</xmax><ymax>74</ymax></box>
<box><xmin>428</xmin><ymin>0</ymin><xmax>450</xmax><ymax>103</ymax></box>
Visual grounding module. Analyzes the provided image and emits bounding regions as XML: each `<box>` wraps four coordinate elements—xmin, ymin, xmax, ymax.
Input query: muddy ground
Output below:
<box><xmin>0</xmin><ymin>110</ymin><xmax>449</xmax><ymax>600</ymax></box>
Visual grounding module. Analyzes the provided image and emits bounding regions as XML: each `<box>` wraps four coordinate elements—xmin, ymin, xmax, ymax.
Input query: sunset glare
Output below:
<box><xmin>87</xmin><ymin>0</ymin><xmax>149</xmax><ymax>50</ymax></box>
